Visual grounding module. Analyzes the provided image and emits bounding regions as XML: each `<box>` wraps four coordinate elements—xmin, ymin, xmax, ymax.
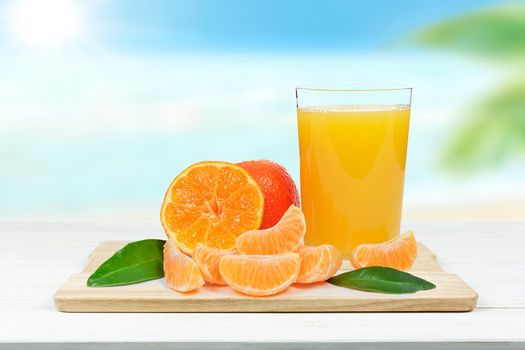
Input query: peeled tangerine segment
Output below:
<box><xmin>296</xmin><ymin>244</ymin><xmax>343</xmax><ymax>284</ymax></box>
<box><xmin>192</xmin><ymin>243</ymin><xmax>236</xmax><ymax>285</ymax></box>
<box><xmin>236</xmin><ymin>205</ymin><xmax>306</xmax><ymax>255</ymax></box>
<box><xmin>164</xmin><ymin>239</ymin><xmax>204</xmax><ymax>293</ymax></box>
<box><xmin>160</xmin><ymin>161</ymin><xmax>264</xmax><ymax>255</ymax></box>
<box><xmin>349</xmin><ymin>231</ymin><xmax>418</xmax><ymax>271</ymax></box>
<box><xmin>219</xmin><ymin>253</ymin><xmax>300</xmax><ymax>296</ymax></box>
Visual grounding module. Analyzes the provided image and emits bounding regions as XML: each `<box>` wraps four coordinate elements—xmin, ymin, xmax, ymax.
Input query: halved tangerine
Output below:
<box><xmin>160</xmin><ymin>161</ymin><xmax>264</xmax><ymax>254</ymax></box>
<box><xmin>192</xmin><ymin>243</ymin><xmax>236</xmax><ymax>285</ymax></box>
<box><xmin>349</xmin><ymin>231</ymin><xmax>417</xmax><ymax>271</ymax></box>
<box><xmin>219</xmin><ymin>253</ymin><xmax>300</xmax><ymax>296</ymax></box>
<box><xmin>236</xmin><ymin>205</ymin><xmax>305</xmax><ymax>255</ymax></box>
<box><xmin>296</xmin><ymin>244</ymin><xmax>343</xmax><ymax>284</ymax></box>
<box><xmin>163</xmin><ymin>239</ymin><xmax>204</xmax><ymax>293</ymax></box>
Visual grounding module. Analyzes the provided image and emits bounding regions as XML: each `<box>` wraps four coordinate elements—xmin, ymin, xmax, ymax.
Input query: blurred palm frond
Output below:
<box><xmin>412</xmin><ymin>6</ymin><xmax>525</xmax><ymax>58</ymax></box>
<box><xmin>410</xmin><ymin>5</ymin><xmax>525</xmax><ymax>172</ymax></box>
<box><xmin>441</xmin><ymin>81</ymin><xmax>525</xmax><ymax>171</ymax></box>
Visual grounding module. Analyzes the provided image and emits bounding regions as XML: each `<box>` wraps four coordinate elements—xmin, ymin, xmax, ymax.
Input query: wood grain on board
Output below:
<box><xmin>55</xmin><ymin>241</ymin><xmax>478</xmax><ymax>312</ymax></box>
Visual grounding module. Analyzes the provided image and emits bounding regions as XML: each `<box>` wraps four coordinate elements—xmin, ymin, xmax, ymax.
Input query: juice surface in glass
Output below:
<box><xmin>297</xmin><ymin>104</ymin><xmax>410</xmax><ymax>255</ymax></box>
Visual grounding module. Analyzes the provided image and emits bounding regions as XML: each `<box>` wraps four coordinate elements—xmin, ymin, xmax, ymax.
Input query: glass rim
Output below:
<box><xmin>296</xmin><ymin>86</ymin><xmax>412</xmax><ymax>93</ymax></box>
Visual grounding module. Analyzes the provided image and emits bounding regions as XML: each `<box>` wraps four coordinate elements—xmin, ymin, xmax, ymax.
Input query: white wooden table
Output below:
<box><xmin>1</xmin><ymin>221</ymin><xmax>524</xmax><ymax>349</ymax></box>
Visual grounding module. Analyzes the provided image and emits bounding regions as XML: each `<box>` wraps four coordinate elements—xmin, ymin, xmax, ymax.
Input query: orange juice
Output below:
<box><xmin>297</xmin><ymin>105</ymin><xmax>410</xmax><ymax>255</ymax></box>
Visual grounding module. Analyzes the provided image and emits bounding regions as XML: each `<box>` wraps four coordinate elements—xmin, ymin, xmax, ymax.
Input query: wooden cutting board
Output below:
<box><xmin>55</xmin><ymin>241</ymin><xmax>478</xmax><ymax>312</ymax></box>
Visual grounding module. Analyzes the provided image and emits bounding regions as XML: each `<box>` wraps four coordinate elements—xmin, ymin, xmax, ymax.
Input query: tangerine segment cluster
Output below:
<box><xmin>161</xmin><ymin>161</ymin><xmax>264</xmax><ymax>254</ymax></box>
<box><xmin>219</xmin><ymin>253</ymin><xmax>300</xmax><ymax>297</ymax></box>
<box><xmin>236</xmin><ymin>205</ymin><xmax>306</xmax><ymax>255</ymax></box>
<box><xmin>163</xmin><ymin>239</ymin><xmax>204</xmax><ymax>293</ymax></box>
<box><xmin>163</xmin><ymin>204</ymin><xmax>344</xmax><ymax>296</ymax></box>
<box><xmin>192</xmin><ymin>243</ymin><xmax>236</xmax><ymax>285</ymax></box>
<box><xmin>349</xmin><ymin>231</ymin><xmax>417</xmax><ymax>271</ymax></box>
<box><xmin>296</xmin><ymin>245</ymin><xmax>343</xmax><ymax>284</ymax></box>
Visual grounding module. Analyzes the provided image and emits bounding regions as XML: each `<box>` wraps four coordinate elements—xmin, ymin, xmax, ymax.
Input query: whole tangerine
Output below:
<box><xmin>238</xmin><ymin>160</ymin><xmax>300</xmax><ymax>229</ymax></box>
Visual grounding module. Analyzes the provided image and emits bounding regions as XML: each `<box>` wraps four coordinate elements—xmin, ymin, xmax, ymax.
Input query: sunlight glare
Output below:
<box><xmin>7</xmin><ymin>0</ymin><xmax>83</xmax><ymax>48</ymax></box>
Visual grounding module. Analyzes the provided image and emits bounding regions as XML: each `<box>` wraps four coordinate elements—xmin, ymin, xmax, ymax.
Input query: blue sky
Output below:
<box><xmin>91</xmin><ymin>0</ymin><xmax>500</xmax><ymax>52</ymax></box>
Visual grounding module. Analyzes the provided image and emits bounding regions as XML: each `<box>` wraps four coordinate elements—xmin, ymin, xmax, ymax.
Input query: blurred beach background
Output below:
<box><xmin>1</xmin><ymin>0</ymin><xmax>524</xmax><ymax>222</ymax></box>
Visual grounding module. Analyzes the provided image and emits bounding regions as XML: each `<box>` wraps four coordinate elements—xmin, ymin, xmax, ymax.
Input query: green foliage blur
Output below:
<box><xmin>412</xmin><ymin>5</ymin><xmax>525</xmax><ymax>173</ymax></box>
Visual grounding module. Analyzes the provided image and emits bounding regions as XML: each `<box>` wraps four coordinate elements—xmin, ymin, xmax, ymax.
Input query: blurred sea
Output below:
<box><xmin>2</xmin><ymin>51</ymin><xmax>524</xmax><ymax>221</ymax></box>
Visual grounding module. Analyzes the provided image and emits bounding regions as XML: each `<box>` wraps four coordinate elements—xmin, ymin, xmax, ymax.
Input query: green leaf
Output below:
<box><xmin>410</xmin><ymin>6</ymin><xmax>525</xmax><ymax>58</ymax></box>
<box><xmin>87</xmin><ymin>239</ymin><xmax>166</xmax><ymax>287</ymax></box>
<box><xmin>327</xmin><ymin>266</ymin><xmax>436</xmax><ymax>294</ymax></box>
<box><xmin>441</xmin><ymin>81</ymin><xmax>525</xmax><ymax>172</ymax></box>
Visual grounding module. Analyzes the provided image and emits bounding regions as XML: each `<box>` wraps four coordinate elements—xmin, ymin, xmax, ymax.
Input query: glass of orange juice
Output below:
<box><xmin>296</xmin><ymin>87</ymin><xmax>412</xmax><ymax>256</ymax></box>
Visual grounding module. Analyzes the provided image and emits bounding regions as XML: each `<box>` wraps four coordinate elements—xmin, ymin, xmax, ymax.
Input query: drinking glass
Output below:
<box><xmin>296</xmin><ymin>87</ymin><xmax>412</xmax><ymax>255</ymax></box>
